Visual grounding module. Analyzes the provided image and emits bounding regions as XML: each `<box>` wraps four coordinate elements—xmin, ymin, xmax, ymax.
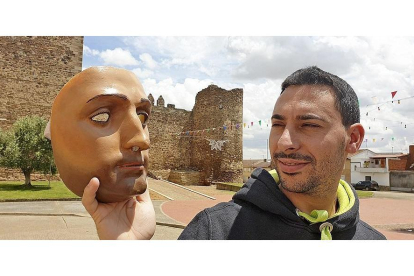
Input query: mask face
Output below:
<box><xmin>50</xmin><ymin>67</ymin><xmax>151</xmax><ymax>203</ymax></box>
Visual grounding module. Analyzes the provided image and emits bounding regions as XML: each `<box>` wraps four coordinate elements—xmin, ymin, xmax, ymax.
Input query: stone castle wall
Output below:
<box><xmin>148</xmin><ymin>105</ymin><xmax>192</xmax><ymax>170</ymax></box>
<box><xmin>0</xmin><ymin>36</ymin><xmax>84</xmax><ymax>129</ymax></box>
<box><xmin>148</xmin><ymin>85</ymin><xmax>243</xmax><ymax>185</ymax></box>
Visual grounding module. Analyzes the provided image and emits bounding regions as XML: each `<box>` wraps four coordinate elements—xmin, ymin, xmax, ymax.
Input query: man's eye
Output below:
<box><xmin>303</xmin><ymin>123</ymin><xmax>320</xmax><ymax>128</ymax></box>
<box><xmin>137</xmin><ymin>111</ymin><xmax>149</xmax><ymax>127</ymax></box>
<box><xmin>91</xmin><ymin>112</ymin><xmax>110</xmax><ymax>123</ymax></box>
<box><xmin>272</xmin><ymin>122</ymin><xmax>284</xmax><ymax>127</ymax></box>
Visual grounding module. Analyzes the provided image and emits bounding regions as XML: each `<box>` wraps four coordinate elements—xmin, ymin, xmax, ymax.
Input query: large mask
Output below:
<box><xmin>49</xmin><ymin>66</ymin><xmax>151</xmax><ymax>203</ymax></box>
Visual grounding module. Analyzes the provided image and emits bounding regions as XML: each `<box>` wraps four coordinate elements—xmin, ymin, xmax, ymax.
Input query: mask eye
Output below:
<box><xmin>137</xmin><ymin>112</ymin><xmax>149</xmax><ymax>127</ymax></box>
<box><xmin>91</xmin><ymin>112</ymin><xmax>110</xmax><ymax>123</ymax></box>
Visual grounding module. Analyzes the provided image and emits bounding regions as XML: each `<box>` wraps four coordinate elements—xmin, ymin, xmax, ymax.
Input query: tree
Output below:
<box><xmin>0</xmin><ymin>116</ymin><xmax>56</xmax><ymax>187</ymax></box>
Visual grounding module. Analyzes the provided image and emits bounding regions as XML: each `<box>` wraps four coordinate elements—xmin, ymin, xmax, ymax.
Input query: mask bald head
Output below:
<box><xmin>50</xmin><ymin>66</ymin><xmax>151</xmax><ymax>203</ymax></box>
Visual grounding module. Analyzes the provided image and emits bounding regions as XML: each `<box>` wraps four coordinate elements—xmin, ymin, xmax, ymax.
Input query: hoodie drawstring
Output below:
<box><xmin>296</xmin><ymin>209</ymin><xmax>334</xmax><ymax>240</ymax></box>
<box><xmin>268</xmin><ymin>170</ymin><xmax>355</xmax><ymax>240</ymax></box>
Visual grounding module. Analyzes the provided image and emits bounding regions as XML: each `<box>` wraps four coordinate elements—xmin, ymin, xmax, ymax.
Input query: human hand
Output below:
<box><xmin>81</xmin><ymin>177</ymin><xmax>156</xmax><ymax>240</ymax></box>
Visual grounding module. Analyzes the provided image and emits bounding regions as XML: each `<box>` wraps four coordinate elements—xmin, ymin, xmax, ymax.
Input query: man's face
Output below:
<box><xmin>51</xmin><ymin>67</ymin><xmax>151</xmax><ymax>203</ymax></box>
<box><xmin>269</xmin><ymin>85</ymin><xmax>349</xmax><ymax>196</ymax></box>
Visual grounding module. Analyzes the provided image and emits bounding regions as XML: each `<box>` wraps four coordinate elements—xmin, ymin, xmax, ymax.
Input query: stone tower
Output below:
<box><xmin>190</xmin><ymin>85</ymin><xmax>243</xmax><ymax>183</ymax></box>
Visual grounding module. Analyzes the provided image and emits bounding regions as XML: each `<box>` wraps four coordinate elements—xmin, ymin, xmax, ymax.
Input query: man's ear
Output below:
<box><xmin>346</xmin><ymin>123</ymin><xmax>364</xmax><ymax>154</ymax></box>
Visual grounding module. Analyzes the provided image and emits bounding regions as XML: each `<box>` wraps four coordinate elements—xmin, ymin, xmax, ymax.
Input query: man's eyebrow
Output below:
<box><xmin>271</xmin><ymin>113</ymin><xmax>328</xmax><ymax>122</ymax></box>
<box><xmin>297</xmin><ymin>114</ymin><xmax>327</xmax><ymax>122</ymax></box>
<box><xmin>271</xmin><ymin>114</ymin><xmax>285</xmax><ymax>120</ymax></box>
<box><xmin>86</xmin><ymin>93</ymin><xmax>128</xmax><ymax>103</ymax></box>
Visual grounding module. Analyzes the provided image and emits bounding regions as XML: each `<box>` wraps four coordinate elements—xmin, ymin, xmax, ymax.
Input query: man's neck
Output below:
<box><xmin>279</xmin><ymin>185</ymin><xmax>338</xmax><ymax>217</ymax></box>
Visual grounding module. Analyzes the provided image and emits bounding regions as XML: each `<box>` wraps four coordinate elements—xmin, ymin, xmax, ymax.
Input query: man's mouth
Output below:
<box><xmin>277</xmin><ymin>158</ymin><xmax>310</xmax><ymax>174</ymax></box>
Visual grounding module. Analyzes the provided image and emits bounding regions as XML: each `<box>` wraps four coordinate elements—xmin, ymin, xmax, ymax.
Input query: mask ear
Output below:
<box><xmin>346</xmin><ymin>123</ymin><xmax>364</xmax><ymax>153</ymax></box>
<box><xmin>44</xmin><ymin>120</ymin><xmax>51</xmax><ymax>140</ymax></box>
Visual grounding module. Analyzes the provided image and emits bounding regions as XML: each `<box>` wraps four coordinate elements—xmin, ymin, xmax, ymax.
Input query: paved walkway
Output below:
<box><xmin>0</xmin><ymin>200</ymin><xmax>184</xmax><ymax>240</ymax></box>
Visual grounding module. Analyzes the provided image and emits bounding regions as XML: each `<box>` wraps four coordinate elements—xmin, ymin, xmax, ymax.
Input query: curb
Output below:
<box><xmin>0</xmin><ymin>212</ymin><xmax>89</xmax><ymax>217</ymax></box>
<box><xmin>156</xmin><ymin>222</ymin><xmax>186</xmax><ymax>229</ymax></box>
<box><xmin>0</xmin><ymin>198</ymin><xmax>81</xmax><ymax>202</ymax></box>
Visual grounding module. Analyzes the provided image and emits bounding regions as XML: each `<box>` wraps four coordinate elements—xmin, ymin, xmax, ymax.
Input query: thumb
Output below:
<box><xmin>81</xmin><ymin>177</ymin><xmax>100</xmax><ymax>216</ymax></box>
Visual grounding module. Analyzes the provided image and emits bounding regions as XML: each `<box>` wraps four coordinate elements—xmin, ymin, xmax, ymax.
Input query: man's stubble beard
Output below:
<box><xmin>275</xmin><ymin>139</ymin><xmax>346</xmax><ymax>197</ymax></box>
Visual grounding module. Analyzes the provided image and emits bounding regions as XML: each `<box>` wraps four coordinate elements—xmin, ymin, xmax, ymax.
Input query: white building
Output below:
<box><xmin>350</xmin><ymin>149</ymin><xmax>406</xmax><ymax>187</ymax></box>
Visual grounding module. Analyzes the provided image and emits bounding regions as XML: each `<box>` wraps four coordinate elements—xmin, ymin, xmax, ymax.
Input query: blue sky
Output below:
<box><xmin>82</xmin><ymin>36</ymin><xmax>414</xmax><ymax>159</ymax></box>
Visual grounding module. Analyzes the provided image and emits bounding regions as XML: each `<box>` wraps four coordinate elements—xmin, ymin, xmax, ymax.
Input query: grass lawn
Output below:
<box><xmin>0</xmin><ymin>180</ymin><xmax>79</xmax><ymax>201</ymax></box>
<box><xmin>221</xmin><ymin>182</ymin><xmax>244</xmax><ymax>187</ymax></box>
<box><xmin>356</xmin><ymin>190</ymin><xmax>374</xmax><ymax>198</ymax></box>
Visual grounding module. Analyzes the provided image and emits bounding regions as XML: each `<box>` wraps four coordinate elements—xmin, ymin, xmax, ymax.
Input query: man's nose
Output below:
<box><xmin>277</xmin><ymin>127</ymin><xmax>299</xmax><ymax>152</ymax></box>
<box><xmin>121</xmin><ymin>112</ymin><xmax>150</xmax><ymax>151</ymax></box>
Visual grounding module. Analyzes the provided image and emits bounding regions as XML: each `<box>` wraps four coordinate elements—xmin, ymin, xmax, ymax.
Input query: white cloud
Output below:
<box><xmin>83</xmin><ymin>45</ymin><xmax>99</xmax><ymax>56</ymax></box>
<box><xmin>139</xmin><ymin>53</ymin><xmax>158</xmax><ymax>69</ymax></box>
<box><xmin>100</xmin><ymin>48</ymin><xmax>139</xmax><ymax>66</ymax></box>
<box><xmin>142</xmin><ymin>78</ymin><xmax>212</xmax><ymax>111</ymax></box>
<box><xmin>243</xmin><ymin>80</ymin><xmax>281</xmax><ymax>123</ymax></box>
<box><xmin>132</xmin><ymin>68</ymin><xmax>154</xmax><ymax>79</ymax></box>
<box><xmin>199</xmin><ymin>64</ymin><xmax>218</xmax><ymax>77</ymax></box>
<box><xmin>229</xmin><ymin>36</ymin><xmax>361</xmax><ymax>80</ymax></box>
<box><xmin>243</xmin><ymin>147</ymin><xmax>269</xmax><ymax>160</ymax></box>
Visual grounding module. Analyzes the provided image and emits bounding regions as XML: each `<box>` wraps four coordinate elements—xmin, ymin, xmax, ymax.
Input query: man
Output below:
<box><xmin>82</xmin><ymin>66</ymin><xmax>386</xmax><ymax>240</ymax></box>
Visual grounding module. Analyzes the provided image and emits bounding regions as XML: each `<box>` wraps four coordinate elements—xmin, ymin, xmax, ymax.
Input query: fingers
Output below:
<box><xmin>127</xmin><ymin>198</ymin><xmax>137</xmax><ymax>208</ymax></box>
<box><xmin>81</xmin><ymin>177</ymin><xmax>100</xmax><ymax>216</ymax></box>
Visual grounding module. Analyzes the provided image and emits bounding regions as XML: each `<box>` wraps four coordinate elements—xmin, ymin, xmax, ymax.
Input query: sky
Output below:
<box><xmin>83</xmin><ymin>36</ymin><xmax>414</xmax><ymax>159</ymax></box>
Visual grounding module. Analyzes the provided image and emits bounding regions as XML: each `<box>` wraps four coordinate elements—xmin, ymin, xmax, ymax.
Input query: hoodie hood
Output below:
<box><xmin>232</xmin><ymin>168</ymin><xmax>360</xmax><ymax>235</ymax></box>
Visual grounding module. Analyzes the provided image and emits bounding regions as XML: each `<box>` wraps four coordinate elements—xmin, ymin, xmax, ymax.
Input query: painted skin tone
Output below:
<box><xmin>269</xmin><ymin>85</ymin><xmax>364</xmax><ymax>216</ymax></box>
<box><xmin>51</xmin><ymin>67</ymin><xmax>155</xmax><ymax>239</ymax></box>
<box><xmin>51</xmin><ymin>66</ymin><xmax>151</xmax><ymax>203</ymax></box>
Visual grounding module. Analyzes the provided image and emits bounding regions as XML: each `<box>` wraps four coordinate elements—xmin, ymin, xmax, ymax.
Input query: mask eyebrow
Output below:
<box><xmin>86</xmin><ymin>93</ymin><xmax>128</xmax><ymax>103</ymax></box>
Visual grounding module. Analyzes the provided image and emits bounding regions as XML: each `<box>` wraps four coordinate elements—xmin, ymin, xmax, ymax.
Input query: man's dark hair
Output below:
<box><xmin>281</xmin><ymin>66</ymin><xmax>360</xmax><ymax>128</ymax></box>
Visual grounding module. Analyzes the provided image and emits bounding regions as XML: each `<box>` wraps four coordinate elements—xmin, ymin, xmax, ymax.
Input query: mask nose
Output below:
<box><xmin>121</xmin><ymin>112</ymin><xmax>150</xmax><ymax>152</ymax></box>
